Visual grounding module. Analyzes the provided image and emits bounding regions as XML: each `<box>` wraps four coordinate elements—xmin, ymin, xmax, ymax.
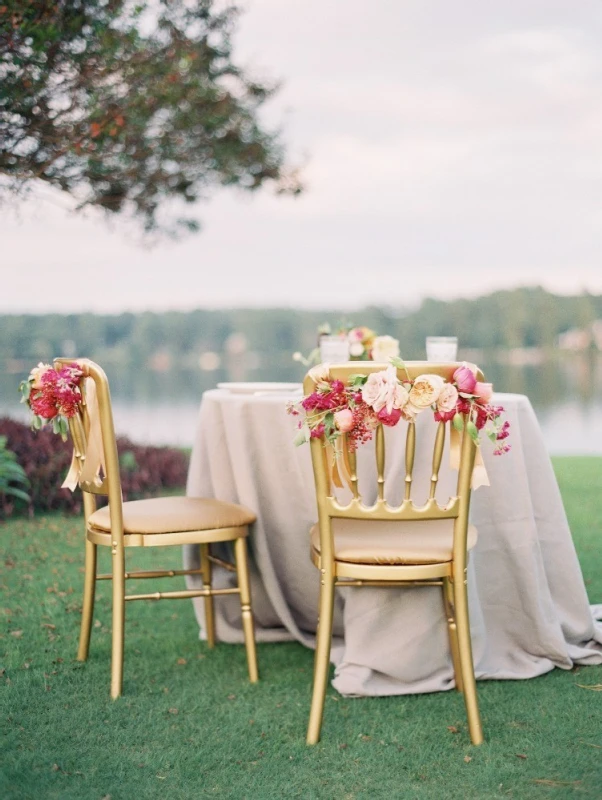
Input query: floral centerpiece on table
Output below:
<box><xmin>287</xmin><ymin>360</ymin><xmax>510</xmax><ymax>455</ymax></box>
<box><xmin>19</xmin><ymin>362</ymin><xmax>84</xmax><ymax>440</ymax></box>
<box><xmin>293</xmin><ymin>322</ymin><xmax>400</xmax><ymax>365</ymax></box>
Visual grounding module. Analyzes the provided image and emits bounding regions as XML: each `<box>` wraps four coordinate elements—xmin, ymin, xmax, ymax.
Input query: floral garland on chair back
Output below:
<box><xmin>19</xmin><ymin>362</ymin><xmax>84</xmax><ymax>440</ymax></box>
<box><xmin>288</xmin><ymin>360</ymin><xmax>510</xmax><ymax>456</ymax></box>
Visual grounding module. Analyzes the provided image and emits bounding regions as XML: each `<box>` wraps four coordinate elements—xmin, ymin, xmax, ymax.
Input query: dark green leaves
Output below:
<box><xmin>348</xmin><ymin>374</ymin><xmax>368</xmax><ymax>388</ymax></box>
<box><xmin>0</xmin><ymin>435</ymin><xmax>30</xmax><ymax>504</ymax></box>
<box><xmin>0</xmin><ymin>0</ymin><xmax>300</xmax><ymax>236</ymax></box>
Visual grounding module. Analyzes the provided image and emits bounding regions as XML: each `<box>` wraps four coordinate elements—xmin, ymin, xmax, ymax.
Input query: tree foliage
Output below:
<box><xmin>0</xmin><ymin>0</ymin><xmax>300</xmax><ymax>234</ymax></box>
<box><xmin>1</xmin><ymin>288</ymin><xmax>601</xmax><ymax>370</ymax></box>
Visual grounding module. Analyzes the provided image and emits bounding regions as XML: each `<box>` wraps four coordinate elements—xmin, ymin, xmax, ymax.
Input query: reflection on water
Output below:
<box><xmin>2</xmin><ymin>353</ymin><xmax>602</xmax><ymax>454</ymax></box>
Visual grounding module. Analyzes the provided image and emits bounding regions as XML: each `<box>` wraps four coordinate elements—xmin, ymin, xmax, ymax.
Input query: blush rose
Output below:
<box><xmin>334</xmin><ymin>408</ymin><xmax>354</xmax><ymax>432</ymax></box>
<box><xmin>361</xmin><ymin>366</ymin><xmax>409</xmax><ymax>414</ymax></box>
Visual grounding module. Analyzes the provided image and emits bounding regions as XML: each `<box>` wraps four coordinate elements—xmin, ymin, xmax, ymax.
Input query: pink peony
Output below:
<box><xmin>474</xmin><ymin>382</ymin><xmax>493</xmax><ymax>404</ymax></box>
<box><xmin>377</xmin><ymin>406</ymin><xmax>402</xmax><ymax>426</ymax></box>
<box><xmin>334</xmin><ymin>408</ymin><xmax>354</xmax><ymax>432</ymax></box>
<box><xmin>453</xmin><ymin>364</ymin><xmax>477</xmax><ymax>394</ymax></box>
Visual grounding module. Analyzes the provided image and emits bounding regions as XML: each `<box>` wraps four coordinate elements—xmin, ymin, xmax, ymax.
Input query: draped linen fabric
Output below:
<box><xmin>184</xmin><ymin>390</ymin><xmax>602</xmax><ymax>695</ymax></box>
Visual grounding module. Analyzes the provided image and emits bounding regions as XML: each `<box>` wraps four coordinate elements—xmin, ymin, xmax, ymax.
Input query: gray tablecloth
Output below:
<box><xmin>184</xmin><ymin>389</ymin><xmax>602</xmax><ymax>695</ymax></box>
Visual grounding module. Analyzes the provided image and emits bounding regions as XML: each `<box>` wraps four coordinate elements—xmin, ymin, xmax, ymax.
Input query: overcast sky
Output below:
<box><xmin>2</xmin><ymin>0</ymin><xmax>602</xmax><ymax>314</ymax></box>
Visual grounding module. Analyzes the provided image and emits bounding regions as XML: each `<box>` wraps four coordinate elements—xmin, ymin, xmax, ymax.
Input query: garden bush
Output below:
<box><xmin>0</xmin><ymin>417</ymin><xmax>189</xmax><ymax>517</ymax></box>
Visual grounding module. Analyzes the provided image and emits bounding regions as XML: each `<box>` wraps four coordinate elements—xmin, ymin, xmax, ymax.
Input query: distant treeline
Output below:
<box><xmin>2</xmin><ymin>287</ymin><xmax>602</xmax><ymax>369</ymax></box>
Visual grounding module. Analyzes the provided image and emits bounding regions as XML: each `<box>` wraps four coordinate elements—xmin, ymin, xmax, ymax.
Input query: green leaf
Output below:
<box><xmin>466</xmin><ymin>420</ymin><xmax>479</xmax><ymax>443</ymax></box>
<box><xmin>323</xmin><ymin>412</ymin><xmax>336</xmax><ymax>437</ymax></box>
<box><xmin>348</xmin><ymin>374</ymin><xmax>368</xmax><ymax>387</ymax></box>
<box><xmin>59</xmin><ymin>417</ymin><xmax>70</xmax><ymax>441</ymax></box>
<box><xmin>390</xmin><ymin>356</ymin><xmax>406</xmax><ymax>369</ymax></box>
<box><xmin>487</xmin><ymin>431</ymin><xmax>497</xmax><ymax>442</ymax></box>
<box><xmin>3</xmin><ymin>487</ymin><xmax>30</xmax><ymax>503</ymax></box>
<box><xmin>293</xmin><ymin>424</ymin><xmax>310</xmax><ymax>447</ymax></box>
<box><xmin>453</xmin><ymin>413</ymin><xmax>464</xmax><ymax>432</ymax></box>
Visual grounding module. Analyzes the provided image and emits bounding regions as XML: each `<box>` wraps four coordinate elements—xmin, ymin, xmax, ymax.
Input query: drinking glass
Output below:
<box><xmin>426</xmin><ymin>336</ymin><xmax>458</xmax><ymax>362</ymax></box>
<box><xmin>319</xmin><ymin>335</ymin><xmax>350</xmax><ymax>363</ymax></box>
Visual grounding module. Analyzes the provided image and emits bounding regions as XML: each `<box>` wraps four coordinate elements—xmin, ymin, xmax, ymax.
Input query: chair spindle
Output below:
<box><xmin>375</xmin><ymin>424</ymin><xmax>385</xmax><ymax>502</ymax></box>
<box><xmin>347</xmin><ymin>440</ymin><xmax>360</xmax><ymax>500</ymax></box>
<box><xmin>429</xmin><ymin>421</ymin><xmax>446</xmax><ymax>499</ymax></box>
<box><xmin>404</xmin><ymin>421</ymin><xmax>416</xmax><ymax>501</ymax></box>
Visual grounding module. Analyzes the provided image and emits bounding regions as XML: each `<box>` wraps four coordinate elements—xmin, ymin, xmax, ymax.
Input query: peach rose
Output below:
<box><xmin>361</xmin><ymin>365</ymin><xmax>409</xmax><ymax>413</ymax></box>
<box><xmin>436</xmin><ymin>383</ymin><xmax>458</xmax><ymax>413</ymax></box>
<box><xmin>334</xmin><ymin>408</ymin><xmax>354</xmax><ymax>432</ymax></box>
<box><xmin>407</xmin><ymin>374</ymin><xmax>445</xmax><ymax>414</ymax></box>
<box><xmin>29</xmin><ymin>362</ymin><xmax>52</xmax><ymax>389</ymax></box>
<box><xmin>377</xmin><ymin>406</ymin><xmax>402</xmax><ymax>426</ymax></box>
<box><xmin>370</xmin><ymin>335</ymin><xmax>400</xmax><ymax>363</ymax></box>
<box><xmin>308</xmin><ymin>363</ymin><xmax>330</xmax><ymax>388</ymax></box>
<box><xmin>474</xmin><ymin>381</ymin><xmax>493</xmax><ymax>405</ymax></box>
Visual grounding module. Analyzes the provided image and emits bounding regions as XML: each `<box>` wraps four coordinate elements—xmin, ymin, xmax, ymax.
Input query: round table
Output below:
<box><xmin>185</xmin><ymin>388</ymin><xmax>602</xmax><ymax>696</ymax></box>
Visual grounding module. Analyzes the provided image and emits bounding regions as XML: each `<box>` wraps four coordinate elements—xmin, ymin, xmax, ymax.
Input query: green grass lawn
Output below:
<box><xmin>1</xmin><ymin>457</ymin><xmax>601</xmax><ymax>799</ymax></box>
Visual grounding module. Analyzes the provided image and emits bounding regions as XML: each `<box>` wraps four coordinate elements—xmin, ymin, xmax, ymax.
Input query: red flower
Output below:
<box><xmin>310</xmin><ymin>423</ymin><xmax>325</xmax><ymax>438</ymax></box>
<box><xmin>377</xmin><ymin>406</ymin><xmax>402</xmax><ymax>426</ymax></box>
<box><xmin>30</xmin><ymin>393</ymin><xmax>58</xmax><ymax>420</ymax></box>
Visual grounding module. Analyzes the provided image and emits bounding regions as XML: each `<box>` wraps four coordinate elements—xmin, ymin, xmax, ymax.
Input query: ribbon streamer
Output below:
<box><xmin>326</xmin><ymin>437</ymin><xmax>353</xmax><ymax>492</ymax></box>
<box><xmin>61</xmin><ymin>378</ymin><xmax>106</xmax><ymax>491</ymax></box>
<box><xmin>449</xmin><ymin>425</ymin><xmax>490</xmax><ymax>490</ymax></box>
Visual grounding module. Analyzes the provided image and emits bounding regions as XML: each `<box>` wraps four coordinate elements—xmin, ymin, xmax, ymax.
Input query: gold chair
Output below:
<box><xmin>55</xmin><ymin>358</ymin><xmax>258</xmax><ymax>698</ymax></box>
<box><xmin>305</xmin><ymin>362</ymin><xmax>483</xmax><ymax>745</ymax></box>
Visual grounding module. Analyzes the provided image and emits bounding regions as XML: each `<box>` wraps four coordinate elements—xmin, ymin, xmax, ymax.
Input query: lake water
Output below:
<box><xmin>2</xmin><ymin>352</ymin><xmax>602</xmax><ymax>455</ymax></box>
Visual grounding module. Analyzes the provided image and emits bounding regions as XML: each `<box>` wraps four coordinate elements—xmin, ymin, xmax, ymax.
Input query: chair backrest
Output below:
<box><xmin>304</xmin><ymin>362</ymin><xmax>484</xmax><ymax>562</ymax></box>
<box><xmin>54</xmin><ymin>358</ymin><xmax>124</xmax><ymax>534</ymax></box>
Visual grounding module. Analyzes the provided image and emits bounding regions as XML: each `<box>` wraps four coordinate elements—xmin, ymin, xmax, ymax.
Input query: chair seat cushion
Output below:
<box><xmin>310</xmin><ymin>517</ymin><xmax>477</xmax><ymax>565</ymax></box>
<box><xmin>88</xmin><ymin>496</ymin><xmax>256</xmax><ymax>535</ymax></box>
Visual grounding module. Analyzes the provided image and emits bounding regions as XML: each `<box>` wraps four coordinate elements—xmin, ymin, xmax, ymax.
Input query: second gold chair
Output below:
<box><xmin>55</xmin><ymin>358</ymin><xmax>258</xmax><ymax>698</ymax></box>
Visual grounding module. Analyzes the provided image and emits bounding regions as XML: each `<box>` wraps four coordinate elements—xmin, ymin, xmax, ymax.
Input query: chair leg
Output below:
<box><xmin>77</xmin><ymin>539</ymin><xmax>97</xmax><ymax>662</ymax></box>
<box><xmin>306</xmin><ymin>572</ymin><xmax>335</xmax><ymax>745</ymax></box>
<box><xmin>453</xmin><ymin>573</ymin><xmax>483</xmax><ymax>745</ymax></box>
<box><xmin>234</xmin><ymin>537</ymin><xmax>259</xmax><ymax>683</ymax></box>
<box><xmin>110</xmin><ymin>548</ymin><xmax>126</xmax><ymax>700</ymax></box>
<box><xmin>442</xmin><ymin>577</ymin><xmax>463</xmax><ymax>693</ymax></box>
<box><xmin>200</xmin><ymin>543</ymin><xmax>216</xmax><ymax>648</ymax></box>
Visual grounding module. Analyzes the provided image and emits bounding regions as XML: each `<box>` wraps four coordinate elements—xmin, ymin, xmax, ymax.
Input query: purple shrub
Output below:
<box><xmin>0</xmin><ymin>418</ymin><xmax>189</xmax><ymax>517</ymax></box>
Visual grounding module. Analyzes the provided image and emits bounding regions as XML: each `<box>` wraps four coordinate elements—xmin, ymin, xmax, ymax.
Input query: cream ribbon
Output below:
<box><xmin>61</xmin><ymin>377</ymin><xmax>106</xmax><ymax>491</ymax></box>
<box><xmin>326</xmin><ymin>437</ymin><xmax>353</xmax><ymax>491</ymax></box>
<box><xmin>449</xmin><ymin>425</ymin><xmax>490</xmax><ymax>490</ymax></box>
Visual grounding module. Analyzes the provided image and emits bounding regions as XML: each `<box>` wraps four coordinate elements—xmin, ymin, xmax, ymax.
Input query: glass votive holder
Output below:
<box><xmin>319</xmin><ymin>335</ymin><xmax>350</xmax><ymax>363</ymax></box>
<box><xmin>426</xmin><ymin>336</ymin><xmax>458</xmax><ymax>362</ymax></box>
